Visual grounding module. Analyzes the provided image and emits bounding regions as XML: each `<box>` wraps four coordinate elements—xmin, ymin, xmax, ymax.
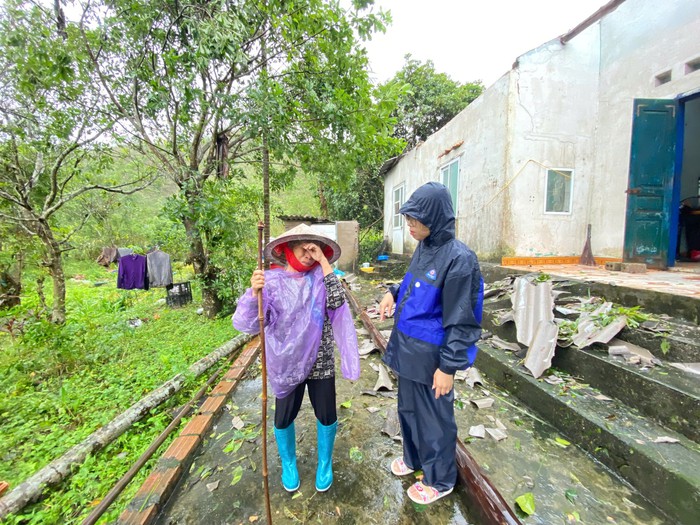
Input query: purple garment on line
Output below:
<box><xmin>232</xmin><ymin>265</ymin><xmax>360</xmax><ymax>398</ymax></box>
<box><xmin>117</xmin><ymin>254</ymin><xmax>147</xmax><ymax>289</ymax></box>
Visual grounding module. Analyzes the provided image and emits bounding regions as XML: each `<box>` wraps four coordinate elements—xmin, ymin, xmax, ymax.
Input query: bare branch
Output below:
<box><xmin>42</xmin><ymin>174</ymin><xmax>157</xmax><ymax>218</ymax></box>
<box><xmin>0</xmin><ymin>189</ymin><xmax>25</xmax><ymax>208</ymax></box>
<box><xmin>58</xmin><ymin>212</ymin><xmax>91</xmax><ymax>247</ymax></box>
<box><xmin>77</xmin><ymin>19</ymin><xmax>177</xmax><ymax>174</ymax></box>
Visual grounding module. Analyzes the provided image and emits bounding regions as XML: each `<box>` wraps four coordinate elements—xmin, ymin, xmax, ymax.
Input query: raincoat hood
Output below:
<box><xmin>399</xmin><ymin>182</ymin><xmax>455</xmax><ymax>247</ymax></box>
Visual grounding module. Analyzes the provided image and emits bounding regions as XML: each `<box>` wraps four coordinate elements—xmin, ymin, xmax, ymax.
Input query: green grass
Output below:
<box><xmin>0</xmin><ymin>262</ymin><xmax>242</xmax><ymax>524</ymax></box>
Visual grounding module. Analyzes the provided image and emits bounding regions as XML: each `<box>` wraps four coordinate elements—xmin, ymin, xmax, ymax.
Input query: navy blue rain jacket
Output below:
<box><xmin>382</xmin><ymin>182</ymin><xmax>483</xmax><ymax>386</ymax></box>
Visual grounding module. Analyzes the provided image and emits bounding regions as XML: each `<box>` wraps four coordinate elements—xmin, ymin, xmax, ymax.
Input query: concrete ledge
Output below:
<box><xmin>476</xmin><ymin>344</ymin><xmax>700</xmax><ymax>524</ymax></box>
<box><xmin>501</xmin><ymin>256</ymin><xmax>622</xmax><ymax>266</ymax></box>
<box><xmin>481</xmin><ymin>308</ymin><xmax>699</xmax><ymax>440</ymax></box>
<box><xmin>617</xmin><ymin>325</ymin><xmax>700</xmax><ymax>363</ymax></box>
<box><xmin>552</xmin><ymin>346</ymin><xmax>699</xmax><ymax>441</ymax></box>
<box><xmin>117</xmin><ymin>338</ymin><xmax>261</xmax><ymax>525</ymax></box>
<box><xmin>481</xmin><ymin>263</ymin><xmax>700</xmax><ymax>325</ymax></box>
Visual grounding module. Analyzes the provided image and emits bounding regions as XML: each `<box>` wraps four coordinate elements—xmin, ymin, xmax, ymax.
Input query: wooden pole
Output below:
<box><xmin>257</xmin><ymin>222</ymin><xmax>273</xmax><ymax>525</ymax></box>
<box><xmin>81</xmin><ymin>345</ymin><xmax>250</xmax><ymax>525</ymax></box>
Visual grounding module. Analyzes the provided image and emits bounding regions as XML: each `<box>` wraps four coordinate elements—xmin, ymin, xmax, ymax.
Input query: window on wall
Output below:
<box><xmin>545</xmin><ymin>169</ymin><xmax>573</xmax><ymax>214</ymax></box>
<box><xmin>655</xmin><ymin>70</ymin><xmax>671</xmax><ymax>86</ymax></box>
<box><xmin>393</xmin><ymin>184</ymin><xmax>405</xmax><ymax>228</ymax></box>
<box><xmin>441</xmin><ymin>159</ymin><xmax>459</xmax><ymax>213</ymax></box>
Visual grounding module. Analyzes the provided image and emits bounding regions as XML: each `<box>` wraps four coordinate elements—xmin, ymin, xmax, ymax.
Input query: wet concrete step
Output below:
<box><xmin>551</xmin><ymin>345</ymin><xmax>700</xmax><ymax>442</ymax></box>
<box><xmin>476</xmin><ymin>342</ymin><xmax>700</xmax><ymax>524</ymax></box>
<box><xmin>481</xmin><ymin>307</ymin><xmax>700</xmax><ymax>443</ymax></box>
<box><xmin>616</xmin><ymin>321</ymin><xmax>700</xmax><ymax>363</ymax></box>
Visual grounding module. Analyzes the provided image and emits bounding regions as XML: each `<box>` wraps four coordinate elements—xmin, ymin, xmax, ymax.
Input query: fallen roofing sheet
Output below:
<box><xmin>512</xmin><ymin>277</ymin><xmax>555</xmax><ymax>347</ymax></box>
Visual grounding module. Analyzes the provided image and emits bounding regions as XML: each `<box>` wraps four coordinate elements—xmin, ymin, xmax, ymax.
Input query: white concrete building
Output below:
<box><xmin>382</xmin><ymin>0</ymin><xmax>700</xmax><ymax>269</ymax></box>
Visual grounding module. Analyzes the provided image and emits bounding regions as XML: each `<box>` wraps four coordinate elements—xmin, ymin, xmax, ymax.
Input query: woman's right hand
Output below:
<box><xmin>378</xmin><ymin>291</ymin><xmax>395</xmax><ymax>321</ymax></box>
<box><xmin>251</xmin><ymin>269</ymin><xmax>265</xmax><ymax>293</ymax></box>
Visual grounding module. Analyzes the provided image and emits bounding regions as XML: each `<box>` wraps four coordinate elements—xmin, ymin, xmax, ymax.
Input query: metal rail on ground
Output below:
<box><xmin>81</xmin><ymin>343</ymin><xmax>251</xmax><ymax>525</ymax></box>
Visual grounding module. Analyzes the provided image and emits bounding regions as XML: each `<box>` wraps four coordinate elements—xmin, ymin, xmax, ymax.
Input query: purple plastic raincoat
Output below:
<box><xmin>232</xmin><ymin>266</ymin><xmax>360</xmax><ymax>398</ymax></box>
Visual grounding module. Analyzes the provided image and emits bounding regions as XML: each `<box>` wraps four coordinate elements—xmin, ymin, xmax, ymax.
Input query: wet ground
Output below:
<box><xmin>155</xmin><ymin>276</ymin><xmax>671</xmax><ymax>525</ymax></box>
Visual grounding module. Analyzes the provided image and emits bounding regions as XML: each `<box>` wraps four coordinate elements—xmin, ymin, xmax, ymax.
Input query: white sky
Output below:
<box><xmin>359</xmin><ymin>0</ymin><xmax>611</xmax><ymax>87</ymax></box>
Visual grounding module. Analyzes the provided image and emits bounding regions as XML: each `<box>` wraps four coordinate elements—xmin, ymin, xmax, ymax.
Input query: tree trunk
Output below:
<box><xmin>182</xmin><ymin>213</ymin><xmax>221</xmax><ymax>319</ymax></box>
<box><xmin>318</xmin><ymin>181</ymin><xmax>329</xmax><ymax>218</ymax></box>
<box><xmin>200</xmin><ymin>268</ymin><xmax>223</xmax><ymax>319</ymax></box>
<box><xmin>0</xmin><ymin>270</ymin><xmax>21</xmax><ymax>310</ymax></box>
<box><xmin>0</xmin><ymin>334</ymin><xmax>251</xmax><ymax>520</ymax></box>
<box><xmin>35</xmin><ymin>220</ymin><xmax>66</xmax><ymax>324</ymax></box>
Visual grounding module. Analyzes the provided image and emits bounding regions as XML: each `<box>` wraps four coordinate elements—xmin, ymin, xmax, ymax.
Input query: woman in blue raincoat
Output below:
<box><xmin>379</xmin><ymin>182</ymin><xmax>484</xmax><ymax>505</ymax></box>
<box><xmin>233</xmin><ymin>224</ymin><xmax>360</xmax><ymax>493</ymax></box>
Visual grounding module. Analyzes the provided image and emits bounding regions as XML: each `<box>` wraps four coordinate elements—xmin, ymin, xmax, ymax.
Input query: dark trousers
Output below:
<box><xmin>274</xmin><ymin>377</ymin><xmax>336</xmax><ymax>429</ymax></box>
<box><xmin>397</xmin><ymin>375</ymin><xmax>457</xmax><ymax>492</ymax></box>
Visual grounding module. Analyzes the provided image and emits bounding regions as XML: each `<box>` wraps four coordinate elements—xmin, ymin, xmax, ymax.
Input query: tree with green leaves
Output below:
<box><xmin>326</xmin><ymin>56</ymin><xmax>483</xmax><ymax>228</ymax></box>
<box><xmin>0</xmin><ymin>1</ymin><xmax>155</xmax><ymax>324</ymax></box>
<box><xmin>72</xmin><ymin>0</ymin><xmax>398</xmax><ymax>317</ymax></box>
<box><xmin>390</xmin><ymin>54</ymin><xmax>484</xmax><ymax>150</ymax></box>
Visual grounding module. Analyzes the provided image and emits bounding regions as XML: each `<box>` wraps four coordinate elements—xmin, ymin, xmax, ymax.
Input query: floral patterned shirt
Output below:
<box><xmin>308</xmin><ymin>272</ymin><xmax>345</xmax><ymax>380</ymax></box>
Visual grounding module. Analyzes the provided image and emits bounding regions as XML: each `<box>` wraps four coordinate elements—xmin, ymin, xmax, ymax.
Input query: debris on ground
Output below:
<box><xmin>471</xmin><ymin>398</ymin><xmax>495</xmax><ymax>409</ymax></box>
<box><xmin>372</xmin><ymin>363</ymin><xmax>394</xmax><ymax>392</ymax></box>
<box><xmin>607</xmin><ymin>338</ymin><xmax>662</xmax><ymax>367</ymax></box>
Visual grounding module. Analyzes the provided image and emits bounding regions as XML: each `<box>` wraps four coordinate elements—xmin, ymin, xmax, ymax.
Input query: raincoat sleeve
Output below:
<box><xmin>232</xmin><ymin>288</ymin><xmax>263</xmax><ymax>335</ymax></box>
<box><xmin>388</xmin><ymin>283</ymin><xmax>401</xmax><ymax>300</ymax></box>
<box><xmin>325</xmin><ymin>273</ymin><xmax>360</xmax><ymax>381</ymax></box>
<box><xmin>439</xmin><ymin>260</ymin><xmax>483</xmax><ymax>374</ymax></box>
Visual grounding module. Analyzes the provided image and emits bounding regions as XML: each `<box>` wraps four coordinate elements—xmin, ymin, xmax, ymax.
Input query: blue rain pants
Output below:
<box><xmin>398</xmin><ymin>375</ymin><xmax>457</xmax><ymax>492</ymax></box>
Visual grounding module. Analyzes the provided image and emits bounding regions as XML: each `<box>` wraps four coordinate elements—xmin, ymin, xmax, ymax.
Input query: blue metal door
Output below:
<box><xmin>623</xmin><ymin>99</ymin><xmax>678</xmax><ymax>269</ymax></box>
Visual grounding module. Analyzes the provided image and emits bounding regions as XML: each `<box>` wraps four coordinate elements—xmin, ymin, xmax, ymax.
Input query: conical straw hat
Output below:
<box><xmin>265</xmin><ymin>223</ymin><xmax>341</xmax><ymax>266</ymax></box>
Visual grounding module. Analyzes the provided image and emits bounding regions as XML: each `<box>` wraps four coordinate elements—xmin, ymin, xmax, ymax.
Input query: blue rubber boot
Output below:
<box><xmin>315</xmin><ymin>419</ymin><xmax>338</xmax><ymax>492</ymax></box>
<box><xmin>274</xmin><ymin>423</ymin><xmax>300</xmax><ymax>492</ymax></box>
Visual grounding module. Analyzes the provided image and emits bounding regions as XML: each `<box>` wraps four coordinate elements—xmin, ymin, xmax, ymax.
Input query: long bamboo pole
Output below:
<box><xmin>257</xmin><ymin>222</ymin><xmax>273</xmax><ymax>525</ymax></box>
<box><xmin>81</xmin><ymin>346</ymin><xmax>249</xmax><ymax>525</ymax></box>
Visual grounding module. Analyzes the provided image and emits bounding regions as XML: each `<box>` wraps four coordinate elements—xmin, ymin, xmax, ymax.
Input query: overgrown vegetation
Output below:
<box><xmin>0</xmin><ymin>261</ymin><xmax>239</xmax><ymax>524</ymax></box>
<box><xmin>358</xmin><ymin>228</ymin><xmax>387</xmax><ymax>265</ymax></box>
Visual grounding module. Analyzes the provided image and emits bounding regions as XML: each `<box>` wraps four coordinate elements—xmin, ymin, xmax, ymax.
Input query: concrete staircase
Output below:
<box><xmin>479</xmin><ymin>264</ymin><xmax>700</xmax><ymax>524</ymax></box>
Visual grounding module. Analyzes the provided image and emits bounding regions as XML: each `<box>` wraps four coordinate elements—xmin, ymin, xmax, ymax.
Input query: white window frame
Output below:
<box><xmin>544</xmin><ymin>168</ymin><xmax>574</xmax><ymax>215</ymax></box>
<box><xmin>393</xmin><ymin>183</ymin><xmax>405</xmax><ymax>228</ymax></box>
<box><xmin>440</xmin><ymin>158</ymin><xmax>460</xmax><ymax>214</ymax></box>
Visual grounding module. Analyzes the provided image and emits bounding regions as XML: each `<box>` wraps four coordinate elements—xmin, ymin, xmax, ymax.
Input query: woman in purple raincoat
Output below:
<box><xmin>232</xmin><ymin>224</ymin><xmax>359</xmax><ymax>494</ymax></box>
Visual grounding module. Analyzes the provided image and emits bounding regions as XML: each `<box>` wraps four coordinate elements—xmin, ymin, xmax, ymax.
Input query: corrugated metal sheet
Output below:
<box><xmin>512</xmin><ymin>277</ymin><xmax>555</xmax><ymax>347</ymax></box>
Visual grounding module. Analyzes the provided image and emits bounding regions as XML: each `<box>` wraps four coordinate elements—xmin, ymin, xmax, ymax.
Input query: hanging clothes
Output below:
<box><xmin>146</xmin><ymin>249</ymin><xmax>173</xmax><ymax>288</ymax></box>
<box><xmin>96</xmin><ymin>246</ymin><xmax>118</xmax><ymax>267</ymax></box>
<box><xmin>117</xmin><ymin>254</ymin><xmax>149</xmax><ymax>290</ymax></box>
<box><xmin>116</xmin><ymin>247</ymin><xmax>133</xmax><ymax>260</ymax></box>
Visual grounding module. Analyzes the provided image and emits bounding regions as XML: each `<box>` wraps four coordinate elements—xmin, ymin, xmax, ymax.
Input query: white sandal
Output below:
<box><xmin>390</xmin><ymin>457</ymin><xmax>415</xmax><ymax>476</ymax></box>
<box><xmin>407</xmin><ymin>481</ymin><xmax>454</xmax><ymax>505</ymax></box>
